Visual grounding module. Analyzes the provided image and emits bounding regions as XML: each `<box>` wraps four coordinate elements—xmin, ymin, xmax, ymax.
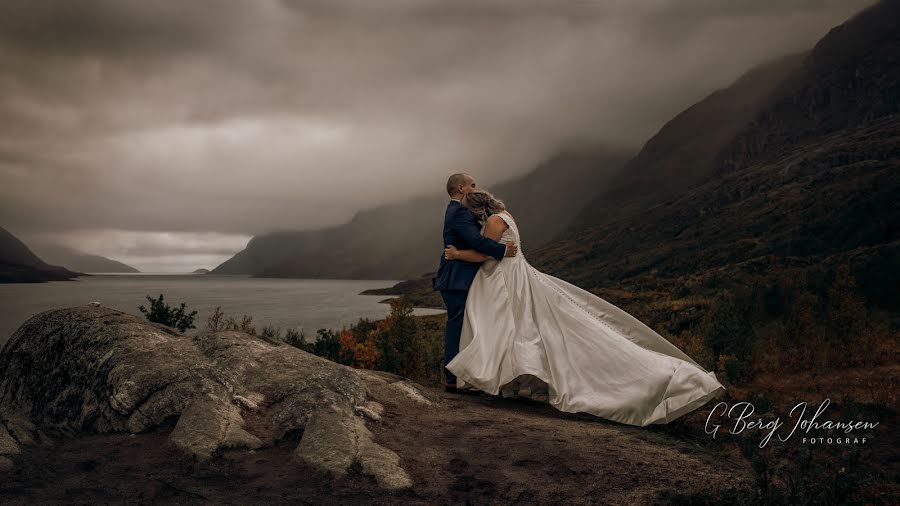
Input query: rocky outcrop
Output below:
<box><xmin>0</xmin><ymin>305</ymin><xmax>438</xmax><ymax>490</ymax></box>
<box><xmin>0</xmin><ymin>306</ymin><xmax>762</xmax><ymax>504</ymax></box>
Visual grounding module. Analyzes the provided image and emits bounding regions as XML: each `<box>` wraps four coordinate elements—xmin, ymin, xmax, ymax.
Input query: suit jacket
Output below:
<box><xmin>432</xmin><ymin>200</ymin><xmax>507</xmax><ymax>292</ymax></box>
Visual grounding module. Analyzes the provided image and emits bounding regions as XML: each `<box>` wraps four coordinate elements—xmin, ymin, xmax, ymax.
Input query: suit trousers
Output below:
<box><xmin>440</xmin><ymin>289</ymin><xmax>469</xmax><ymax>384</ymax></box>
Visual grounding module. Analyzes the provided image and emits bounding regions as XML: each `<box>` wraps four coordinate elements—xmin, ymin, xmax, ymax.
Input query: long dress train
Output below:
<box><xmin>446</xmin><ymin>212</ymin><xmax>725</xmax><ymax>427</ymax></box>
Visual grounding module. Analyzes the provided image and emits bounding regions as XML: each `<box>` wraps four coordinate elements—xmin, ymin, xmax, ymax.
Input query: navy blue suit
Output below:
<box><xmin>432</xmin><ymin>199</ymin><xmax>507</xmax><ymax>384</ymax></box>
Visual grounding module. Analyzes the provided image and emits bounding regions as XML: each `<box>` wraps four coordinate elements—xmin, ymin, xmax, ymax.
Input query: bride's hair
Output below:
<box><xmin>462</xmin><ymin>189</ymin><xmax>507</xmax><ymax>224</ymax></box>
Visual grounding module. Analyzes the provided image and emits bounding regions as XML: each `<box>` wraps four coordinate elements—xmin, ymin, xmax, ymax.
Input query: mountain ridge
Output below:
<box><xmin>213</xmin><ymin>146</ymin><xmax>630</xmax><ymax>279</ymax></box>
<box><xmin>531</xmin><ymin>0</ymin><xmax>899</xmax><ymax>315</ymax></box>
<box><xmin>370</xmin><ymin>1</ymin><xmax>899</xmax><ymax>322</ymax></box>
<box><xmin>0</xmin><ymin>226</ymin><xmax>81</xmax><ymax>283</ymax></box>
<box><xmin>27</xmin><ymin>242</ymin><xmax>139</xmax><ymax>274</ymax></box>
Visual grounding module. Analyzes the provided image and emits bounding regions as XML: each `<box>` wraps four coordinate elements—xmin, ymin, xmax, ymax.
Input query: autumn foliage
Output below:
<box><xmin>296</xmin><ymin>297</ymin><xmax>445</xmax><ymax>386</ymax></box>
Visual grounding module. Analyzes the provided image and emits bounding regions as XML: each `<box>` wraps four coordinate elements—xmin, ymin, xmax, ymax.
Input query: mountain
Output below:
<box><xmin>193</xmin><ymin>268</ymin><xmax>211</xmax><ymax>274</ymax></box>
<box><xmin>213</xmin><ymin>146</ymin><xmax>630</xmax><ymax>279</ymax></box>
<box><xmin>567</xmin><ymin>52</ymin><xmax>807</xmax><ymax>230</ymax></box>
<box><xmin>378</xmin><ymin>1</ymin><xmax>899</xmax><ymax>320</ymax></box>
<box><xmin>531</xmin><ymin>0</ymin><xmax>900</xmax><ymax>314</ymax></box>
<box><xmin>28</xmin><ymin>242</ymin><xmax>139</xmax><ymax>273</ymax></box>
<box><xmin>0</xmin><ymin>227</ymin><xmax>81</xmax><ymax>283</ymax></box>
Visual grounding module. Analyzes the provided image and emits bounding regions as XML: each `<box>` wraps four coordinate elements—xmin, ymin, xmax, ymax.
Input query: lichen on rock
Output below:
<box><xmin>0</xmin><ymin>305</ymin><xmax>414</xmax><ymax>488</ymax></box>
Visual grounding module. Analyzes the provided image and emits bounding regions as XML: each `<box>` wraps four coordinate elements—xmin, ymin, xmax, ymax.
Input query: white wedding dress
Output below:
<box><xmin>446</xmin><ymin>212</ymin><xmax>725</xmax><ymax>427</ymax></box>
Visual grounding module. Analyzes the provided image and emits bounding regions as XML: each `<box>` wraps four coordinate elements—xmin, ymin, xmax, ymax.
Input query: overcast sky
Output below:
<box><xmin>0</xmin><ymin>0</ymin><xmax>872</xmax><ymax>271</ymax></box>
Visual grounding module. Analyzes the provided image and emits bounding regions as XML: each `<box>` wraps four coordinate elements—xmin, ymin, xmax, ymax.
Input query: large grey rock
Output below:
<box><xmin>294</xmin><ymin>403</ymin><xmax>412</xmax><ymax>490</ymax></box>
<box><xmin>0</xmin><ymin>305</ymin><xmax>414</xmax><ymax>487</ymax></box>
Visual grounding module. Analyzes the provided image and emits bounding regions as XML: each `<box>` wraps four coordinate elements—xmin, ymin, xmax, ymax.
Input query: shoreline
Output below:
<box><xmin>360</xmin><ymin>276</ymin><xmax>444</xmax><ymax>310</ymax></box>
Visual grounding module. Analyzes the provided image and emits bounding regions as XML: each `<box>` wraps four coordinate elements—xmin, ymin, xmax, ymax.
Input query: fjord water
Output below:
<box><xmin>0</xmin><ymin>274</ymin><xmax>444</xmax><ymax>346</ymax></box>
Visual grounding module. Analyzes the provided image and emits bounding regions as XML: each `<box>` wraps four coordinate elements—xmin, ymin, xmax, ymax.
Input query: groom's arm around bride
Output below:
<box><xmin>432</xmin><ymin>176</ymin><xmax>516</xmax><ymax>292</ymax></box>
<box><xmin>431</xmin><ymin>198</ymin><xmax>514</xmax><ymax>291</ymax></box>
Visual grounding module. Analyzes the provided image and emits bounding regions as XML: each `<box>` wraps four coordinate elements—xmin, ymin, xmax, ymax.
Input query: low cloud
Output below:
<box><xmin>0</xmin><ymin>0</ymin><xmax>874</xmax><ymax>270</ymax></box>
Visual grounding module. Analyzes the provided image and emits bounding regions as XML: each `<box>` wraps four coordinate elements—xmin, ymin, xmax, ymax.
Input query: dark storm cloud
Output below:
<box><xmin>0</xmin><ymin>0</ymin><xmax>874</xmax><ymax>270</ymax></box>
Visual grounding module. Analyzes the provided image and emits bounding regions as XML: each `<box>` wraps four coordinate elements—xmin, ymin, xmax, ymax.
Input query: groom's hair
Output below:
<box><xmin>446</xmin><ymin>173</ymin><xmax>468</xmax><ymax>196</ymax></box>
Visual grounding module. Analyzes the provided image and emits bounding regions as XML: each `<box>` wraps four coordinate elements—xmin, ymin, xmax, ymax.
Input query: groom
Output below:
<box><xmin>432</xmin><ymin>173</ymin><xmax>517</xmax><ymax>393</ymax></box>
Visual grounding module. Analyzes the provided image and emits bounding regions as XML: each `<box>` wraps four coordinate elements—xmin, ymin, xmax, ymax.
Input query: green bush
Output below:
<box><xmin>306</xmin><ymin>328</ymin><xmax>343</xmax><ymax>363</ymax></box>
<box><xmin>138</xmin><ymin>293</ymin><xmax>198</xmax><ymax>333</ymax></box>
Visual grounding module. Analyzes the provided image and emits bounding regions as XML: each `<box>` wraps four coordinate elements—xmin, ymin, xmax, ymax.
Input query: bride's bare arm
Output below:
<box><xmin>445</xmin><ymin>216</ymin><xmax>509</xmax><ymax>263</ymax></box>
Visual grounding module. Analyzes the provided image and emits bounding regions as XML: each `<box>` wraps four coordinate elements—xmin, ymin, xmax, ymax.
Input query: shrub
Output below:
<box><xmin>307</xmin><ymin>328</ymin><xmax>342</xmax><ymax>363</ymax></box>
<box><xmin>260</xmin><ymin>325</ymin><xmax>280</xmax><ymax>340</ymax></box>
<box><xmin>700</xmin><ymin>287</ymin><xmax>755</xmax><ymax>364</ymax></box>
<box><xmin>376</xmin><ymin>298</ymin><xmax>422</xmax><ymax>378</ymax></box>
<box><xmin>225</xmin><ymin>314</ymin><xmax>256</xmax><ymax>335</ymax></box>
<box><xmin>288</xmin><ymin>296</ymin><xmax>444</xmax><ymax>386</ymax></box>
<box><xmin>283</xmin><ymin>328</ymin><xmax>307</xmax><ymax>349</ymax></box>
<box><xmin>716</xmin><ymin>353</ymin><xmax>749</xmax><ymax>384</ymax></box>
<box><xmin>671</xmin><ymin>329</ymin><xmax>715</xmax><ymax>371</ymax></box>
<box><xmin>138</xmin><ymin>294</ymin><xmax>197</xmax><ymax>333</ymax></box>
<box><xmin>205</xmin><ymin>306</ymin><xmax>256</xmax><ymax>334</ymax></box>
<box><xmin>206</xmin><ymin>306</ymin><xmax>227</xmax><ymax>332</ymax></box>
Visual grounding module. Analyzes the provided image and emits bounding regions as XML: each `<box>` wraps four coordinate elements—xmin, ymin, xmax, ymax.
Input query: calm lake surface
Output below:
<box><xmin>0</xmin><ymin>274</ymin><xmax>445</xmax><ymax>346</ymax></box>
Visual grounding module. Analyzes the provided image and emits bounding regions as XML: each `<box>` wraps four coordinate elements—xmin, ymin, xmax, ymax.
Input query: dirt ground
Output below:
<box><xmin>0</xmin><ymin>386</ymin><xmax>754</xmax><ymax>505</ymax></box>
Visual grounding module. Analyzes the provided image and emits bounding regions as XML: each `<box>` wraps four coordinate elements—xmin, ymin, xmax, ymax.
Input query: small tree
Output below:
<box><xmin>377</xmin><ymin>297</ymin><xmax>422</xmax><ymax>378</ymax></box>
<box><xmin>207</xmin><ymin>306</ymin><xmax>227</xmax><ymax>332</ymax></box>
<box><xmin>138</xmin><ymin>294</ymin><xmax>197</xmax><ymax>333</ymax></box>
<box><xmin>309</xmin><ymin>328</ymin><xmax>342</xmax><ymax>362</ymax></box>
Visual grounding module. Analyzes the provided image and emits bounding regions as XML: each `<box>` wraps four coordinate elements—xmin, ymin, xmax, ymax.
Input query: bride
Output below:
<box><xmin>443</xmin><ymin>189</ymin><xmax>725</xmax><ymax>427</ymax></box>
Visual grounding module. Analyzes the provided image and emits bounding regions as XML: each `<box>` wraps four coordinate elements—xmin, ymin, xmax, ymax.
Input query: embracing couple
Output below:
<box><xmin>432</xmin><ymin>173</ymin><xmax>726</xmax><ymax>427</ymax></box>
